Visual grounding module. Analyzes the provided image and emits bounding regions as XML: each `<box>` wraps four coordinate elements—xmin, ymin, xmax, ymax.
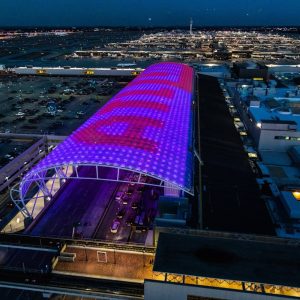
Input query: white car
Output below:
<box><xmin>115</xmin><ymin>191</ymin><xmax>123</xmax><ymax>201</ymax></box>
<box><xmin>110</xmin><ymin>220</ymin><xmax>120</xmax><ymax>234</ymax></box>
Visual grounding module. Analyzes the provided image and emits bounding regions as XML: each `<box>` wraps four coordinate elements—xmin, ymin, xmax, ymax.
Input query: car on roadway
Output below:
<box><xmin>126</xmin><ymin>186</ymin><xmax>134</xmax><ymax>195</ymax></box>
<box><xmin>135</xmin><ymin>225</ymin><xmax>147</xmax><ymax>233</ymax></box>
<box><xmin>110</xmin><ymin>219</ymin><xmax>120</xmax><ymax>234</ymax></box>
<box><xmin>115</xmin><ymin>191</ymin><xmax>123</xmax><ymax>201</ymax></box>
<box><xmin>244</xmin><ymin>145</ymin><xmax>258</xmax><ymax>160</ymax></box>
<box><xmin>126</xmin><ymin>213</ymin><xmax>136</xmax><ymax>226</ymax></box>
<box><xmin>138</xmin><ymin>212</ymin><xmax>145</xmax><ymax>225</ymax></box>
<box><xmin>122</xmin><ymin>194</ymin><xmax>131</xmax><ymax>205</ymax></box>
<box><xmin>131</xmin><ymin>201</ymin><xmax>140</xmax><ymax>210</ymax></box>
<box><xmin>6</xmin><ymin>201</ymin><xmax>14</xmax><ymax>208</ymax></box>
<box><xmin>137</xmin><ymin>185</ymin><xmax>145</xmax><ymax>192</ymax></box>
<box><xmin>116</xmin><ymin>208</ymin><xmax>126</xmax><ymax>219</ymax></box>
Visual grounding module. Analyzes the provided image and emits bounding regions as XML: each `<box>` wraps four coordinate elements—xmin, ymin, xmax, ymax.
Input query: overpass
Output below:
<box><xmin>0</xmin><ymin>133</ymin><xmax>66</xmax><ymax>194</ymax></box>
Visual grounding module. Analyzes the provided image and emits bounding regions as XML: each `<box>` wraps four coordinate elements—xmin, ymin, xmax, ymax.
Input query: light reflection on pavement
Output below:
<box><xmin>29</xmin><ymin>167</ymin><xmax>161</xmax><ymax>245</ymax></box>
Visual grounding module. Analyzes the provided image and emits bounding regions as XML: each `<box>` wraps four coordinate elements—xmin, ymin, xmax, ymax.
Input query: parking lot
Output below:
<box><xmin>0</xmin><ymin>75</ymin><xmax>125</xmax><ymax>135</ymax></box>
<box><xmin>0</xmin><ymin>137</ymin><xmax>40</xmax><ymax>223</ymax></box>
<box><xmin>0</xmin><ymin>137</ymin><xmax>36</xmax><ymax>169</ymax></box>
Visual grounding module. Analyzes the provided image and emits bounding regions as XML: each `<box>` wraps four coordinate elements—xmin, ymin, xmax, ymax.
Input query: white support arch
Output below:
<box><xmin>11</xmin><ymin>163</ymin><xmax>193</xmax><ymax>219</ymax></box>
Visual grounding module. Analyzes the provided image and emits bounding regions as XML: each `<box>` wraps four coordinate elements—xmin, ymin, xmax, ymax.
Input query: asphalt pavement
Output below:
<box><xmin>28</xmin><ymin>167</ymin><xmax>159</xmax><ymax>244</ymax></box>
<box><xmin>29</xmin><ymin>166</ymin><xmax>119</xmax><ymax>238</ymax></box>
<box><xmin>93</xmin><ymin>179</ymin><xmax>160</xmax><ymax>244</ymax></box>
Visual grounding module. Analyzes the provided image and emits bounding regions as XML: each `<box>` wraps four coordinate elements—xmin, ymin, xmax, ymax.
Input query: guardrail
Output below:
<box><xmin>0</xmin><ymin>233</ymin><xmax>156</xmax><ymax>253</ymax></box>
<box><xmin>0</xmin><ymin>271</ymin><xmax>144</xmax><ymax>299</ymax></box>
<box><xmin>154</xmin><ymin>226</ymin><xmax>300</xmax><ymax>246</ymax></box>
<box><xmin>0</xmin><ymin>233</ymin><xmax>63</xmax><ymax>251</ymax></box>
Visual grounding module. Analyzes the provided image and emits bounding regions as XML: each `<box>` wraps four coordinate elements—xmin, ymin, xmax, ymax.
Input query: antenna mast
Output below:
<box><xmin>189</xmin><ymin>18</ymin><xmax>193</xmax><ymax>35</ymax></box>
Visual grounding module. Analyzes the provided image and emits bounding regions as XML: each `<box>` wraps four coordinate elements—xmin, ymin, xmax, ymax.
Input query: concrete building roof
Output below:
<box><xmin>281</xmin><ymin>191</ymin><xmax>300</xmax><ymax>219</ymax></box>
<box><xmin>154</xmin><ymin>232</ymin><xmax>300</xmax><ymax>288</ymax></box>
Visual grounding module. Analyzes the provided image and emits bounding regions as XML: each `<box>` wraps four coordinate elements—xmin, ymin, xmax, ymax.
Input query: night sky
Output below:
<box><xmin>0</xmin><ymin>0</ymin><xmax>299</xmax><ymax>27</ymax></box>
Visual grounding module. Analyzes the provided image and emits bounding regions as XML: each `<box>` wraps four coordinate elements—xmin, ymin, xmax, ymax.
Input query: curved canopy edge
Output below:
<box><xmin>19</xmin><ymin>62</ymin><xmax>194</xmax><ymax>199</ymax></box>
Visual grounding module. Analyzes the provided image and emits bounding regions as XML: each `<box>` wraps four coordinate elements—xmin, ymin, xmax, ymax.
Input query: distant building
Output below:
<box><xmin>225</xmin><ymin>75</ymin><xmax>300</xmax><ymax>238</ymax></box>
<box><xmin>193</xmin><ymin>63</ymin><xmax>231</xmax><ymax>79</ymax></box>
<box><xmin>230</xmin><ymin>81</ymin><xmax>300</xmax><ymax>152</ymax></box>
<box><xmin>232</xmin><ymin>62</ymin><xmax>269</xmax><ymax>81</ymax></box>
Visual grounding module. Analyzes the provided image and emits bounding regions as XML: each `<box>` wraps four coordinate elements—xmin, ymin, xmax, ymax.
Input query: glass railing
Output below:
<box><xmin>151</xmin><ymin>272</ymin><xmax>300</xmax><ymax>298</ymax></box>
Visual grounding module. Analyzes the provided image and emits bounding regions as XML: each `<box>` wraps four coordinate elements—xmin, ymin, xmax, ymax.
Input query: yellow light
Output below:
<box><xmin>292</xmin><ymin>191</ymin><xmax>300</xmax><ymax>200</ymax></box>
<box><xmin>131</xmin><ymin>71</ymin><xmax>140</xmax><ymax>76</ymax></box>
<box><xmin>84</xmin><ymin>70</ymin><xmax>94</xmax><ymax>75</ymax></box>
<box><xmin>248</xmin><ymin>152</ymin><xmax>258</xmax><ymax>158</ymax></box>
<box><xmin>36</xmin><ymin>69</ymin><xmax>46</xmax><ymax>74</ymax></box>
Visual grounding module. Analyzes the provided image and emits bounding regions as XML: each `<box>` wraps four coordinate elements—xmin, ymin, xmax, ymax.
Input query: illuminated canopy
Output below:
<box><xmin>19</xmin><ymin>62</ymin><xmax>194</xmax><ymax>203</ymax></box>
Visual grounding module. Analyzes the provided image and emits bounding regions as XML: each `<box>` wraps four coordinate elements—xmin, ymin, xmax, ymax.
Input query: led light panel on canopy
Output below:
<box><xmin>19</xmin><ymin>62</ymin><xmax>194</xmax><ymax>199</ymax></box>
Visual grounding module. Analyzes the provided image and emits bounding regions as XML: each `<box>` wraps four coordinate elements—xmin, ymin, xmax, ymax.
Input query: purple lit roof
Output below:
<box><xmin>20</xmin><ymin>62</ymin><xmax>194</xmax><ymax>195</ymax></box>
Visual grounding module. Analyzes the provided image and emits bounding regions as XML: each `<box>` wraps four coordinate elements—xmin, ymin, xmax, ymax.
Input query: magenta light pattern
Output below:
<box><xmin>20</xmin><ymin>62</ymin><xmax>194</xmax><ymax>196</ymax></box>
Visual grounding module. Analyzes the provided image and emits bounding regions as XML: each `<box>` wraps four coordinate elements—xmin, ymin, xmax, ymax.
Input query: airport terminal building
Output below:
<box><xmin>1</xmin><ymin>62</ymin><xmax>300</xmax><ymax>299</ymax></box>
